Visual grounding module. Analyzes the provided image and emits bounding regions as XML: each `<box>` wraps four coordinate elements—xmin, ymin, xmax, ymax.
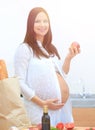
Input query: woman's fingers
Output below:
<box><xmin>46</xmin><ymin>98</ymin><xmax>64</xmax><ymax>110</ymax></box>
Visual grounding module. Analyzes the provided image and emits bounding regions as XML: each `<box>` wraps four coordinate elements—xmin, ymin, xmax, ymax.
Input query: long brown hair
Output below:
<box><xmin>24</xmin><ymin>7</ymin><xmax>60</xmax><ymax>59</ymax></box>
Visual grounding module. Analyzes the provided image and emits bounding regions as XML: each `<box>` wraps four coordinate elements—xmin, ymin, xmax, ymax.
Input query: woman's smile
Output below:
<box><xmin>34</xmin><ymin>12</ymin><xmax>49</xmax><ymax>40</ymax></box>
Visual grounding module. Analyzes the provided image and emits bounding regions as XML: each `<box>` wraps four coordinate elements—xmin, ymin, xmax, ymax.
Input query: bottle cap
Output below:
<box><xmin>43</xmin><ymin>105</ymin><xmax>48</xmax><ymax>113</ymax></box>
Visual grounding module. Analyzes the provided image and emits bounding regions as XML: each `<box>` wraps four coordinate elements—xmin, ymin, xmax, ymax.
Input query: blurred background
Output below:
<box><xmin>0</xmin><ymin>0</ymin><xmax>95</xmax><ymax>94</ymax></box>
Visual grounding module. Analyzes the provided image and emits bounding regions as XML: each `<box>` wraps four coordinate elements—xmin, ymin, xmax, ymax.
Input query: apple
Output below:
<box><xmin>71</xmin><ymin>41</ymin><xmax>80</xmax><ymax>49</ymax></box>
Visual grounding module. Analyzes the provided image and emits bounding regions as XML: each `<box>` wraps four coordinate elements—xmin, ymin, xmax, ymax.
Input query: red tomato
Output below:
<box><xmin>37</xmin><ymin>123</ymin><xmax>42</xmax><ymax>130</ymax></box>
<box><xmin>64</xmin><ymin>122</ymin><xmax>74</xmax><ymax>130</ymax></box>
<box><xmin>56</xmin><ymin>122</ymin><xmax>64</xmax><ymax>130</ymax></box>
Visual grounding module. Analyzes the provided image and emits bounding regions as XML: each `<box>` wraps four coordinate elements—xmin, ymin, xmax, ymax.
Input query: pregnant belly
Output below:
<box><xmin>56</xmin><ymin>72</ymin><xmax>69</xmax><ymax>103</ymax></box>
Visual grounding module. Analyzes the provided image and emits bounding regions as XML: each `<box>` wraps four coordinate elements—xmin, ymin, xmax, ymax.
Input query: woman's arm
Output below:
<box><xmin>14</xmin><ymin>43</ymin><xmax>35</xmax><ymax>100</ymax></box>
<box><xmin>14</xmin><ymin>43</ymin><xmax>64</xmax><ymax>109</ymax></box>
<box><xmin>63</xmin><ymin>45</ymin><xmax>80</xmax><ymax>74</ymax></box>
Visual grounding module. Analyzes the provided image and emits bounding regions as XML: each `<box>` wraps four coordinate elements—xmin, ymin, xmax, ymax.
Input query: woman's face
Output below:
<box><xmin>34</xmin><ymin>12</ymin><xmax>49</xmax><ymax>41</ymax></box>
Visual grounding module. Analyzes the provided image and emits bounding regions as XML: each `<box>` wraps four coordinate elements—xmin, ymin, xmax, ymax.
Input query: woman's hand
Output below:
<box><xmin>62</xmin><ymin>42</ymin><xmax>81</xmax><ymax>74</ymax></box>
<box><xmin>31</xmin><ymin>96</ymin><xmax>64</xmax><ymax>110</ymax></box>
<box><xmin>44</xmin><ymin>98</ymin><xmax>64</xmax><ymax>110</ymax></box>
<box><xmin>67</xmin><ymin>42</ymin><xmax>81</xmax><ymax>60</ymax></box>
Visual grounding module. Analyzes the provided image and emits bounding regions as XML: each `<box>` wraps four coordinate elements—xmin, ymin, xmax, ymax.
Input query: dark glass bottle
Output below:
<box><xmin>42</xmin><ymin>105</ymin><xmax>50</xmax><ymax>130</ymax></box>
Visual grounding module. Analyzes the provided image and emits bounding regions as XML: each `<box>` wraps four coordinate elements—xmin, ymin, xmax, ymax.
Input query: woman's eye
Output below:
<box><xmin>44</xmin><ymin>20</ymin><xmax>48</xmax><ymax>23</ymax></box>
<box><xmin>35</xmin><ymin>20</ymin><xmax>40</xmax><ymax>23</ymax></box>
<box><xmin>35</xmin><ymin>20</ymin><xmax>48</xmax><ymax>23</ymax></box>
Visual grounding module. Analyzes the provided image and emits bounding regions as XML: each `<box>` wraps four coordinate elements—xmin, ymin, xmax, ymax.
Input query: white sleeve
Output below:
<box><xmin>14</xmin><ymin>43</ymin><xmax>35</xmax><ymax>100</ymax></box>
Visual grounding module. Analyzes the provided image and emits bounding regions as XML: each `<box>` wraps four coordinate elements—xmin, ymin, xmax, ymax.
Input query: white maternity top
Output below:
<box><xmin>14</xmin><ymin>42</ymin><xmax>73</xmax><ymax>126</ymax></box>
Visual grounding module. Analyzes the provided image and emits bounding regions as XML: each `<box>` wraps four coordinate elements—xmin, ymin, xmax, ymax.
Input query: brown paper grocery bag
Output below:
<box><xmin>0</xmin><ymin>77</ymin><xmax>31</xmax><ymax>130</ymax></box>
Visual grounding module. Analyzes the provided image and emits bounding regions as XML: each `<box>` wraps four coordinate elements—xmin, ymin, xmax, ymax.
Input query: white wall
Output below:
<box><xmin>0</xmin><ymin>0</ymin><xmax>95</xmax><ymax>94</ymax></box>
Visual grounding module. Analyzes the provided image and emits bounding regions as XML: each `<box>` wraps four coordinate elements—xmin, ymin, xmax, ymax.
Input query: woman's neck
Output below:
<box><xmin>36</xmin><ymin>36</ymin><xmax>44</xmax><ymax>44</ymax></box>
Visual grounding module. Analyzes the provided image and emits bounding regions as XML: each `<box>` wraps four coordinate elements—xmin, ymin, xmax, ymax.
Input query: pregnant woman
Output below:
<box><xmin>14</xmin><ymin>7</ymin><xmax>80</xmax><ymax>126</ymax></box>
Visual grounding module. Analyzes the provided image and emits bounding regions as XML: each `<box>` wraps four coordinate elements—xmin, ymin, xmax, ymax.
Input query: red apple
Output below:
<box><xmin>71</xmin><ymin>41</ymin><xmax>80</xmax><ymax>49</ymax></box>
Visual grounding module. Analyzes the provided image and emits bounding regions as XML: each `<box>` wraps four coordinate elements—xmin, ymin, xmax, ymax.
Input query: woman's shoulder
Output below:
<box><xmin>17</xmin><ymin>43</ymin><xmax>30</xmax><ymax>50</ymax></box>
<box><xmin>15</xmin><ymin>43</ymin><xmax>33</xmax><ymax>59</ymax></box>
<box><xmin>16</xmin><ymin>43</ymin><xmax>33</xmax><ymax>54</ymax></box>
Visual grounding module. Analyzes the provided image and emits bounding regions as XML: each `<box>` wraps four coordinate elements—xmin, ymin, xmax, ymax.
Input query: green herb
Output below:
<box><xmin>51</xmin><ymin>127</ymin><xmax>58</xmax><ymax>130</ymax></box>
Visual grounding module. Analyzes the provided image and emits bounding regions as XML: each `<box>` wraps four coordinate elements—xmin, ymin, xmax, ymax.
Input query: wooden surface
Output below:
<box><xmin>72</xmin><ymin>108</ymin><xmax>95</xmax><ymax>127</ymax></box>
<box><xmin>72</xmin><ymin>127</ymin><xmax>94</xmax><ymax>130</ymax></box>
<box><xmin>22</xmin><ymin>127</ymin><xmax>94</xmax><ymax>130</ymax></box>
<box><xmin>65</xmin><ymin>128</ymin><xmax>92</xmax><ymax>130</ymax></box>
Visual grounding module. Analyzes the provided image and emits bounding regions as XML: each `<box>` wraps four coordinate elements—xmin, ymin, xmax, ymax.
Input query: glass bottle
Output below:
<box><xmin>42</xmin><ymin>105</ymin><xmax>50</xmax><ymax>130</ymax></box>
